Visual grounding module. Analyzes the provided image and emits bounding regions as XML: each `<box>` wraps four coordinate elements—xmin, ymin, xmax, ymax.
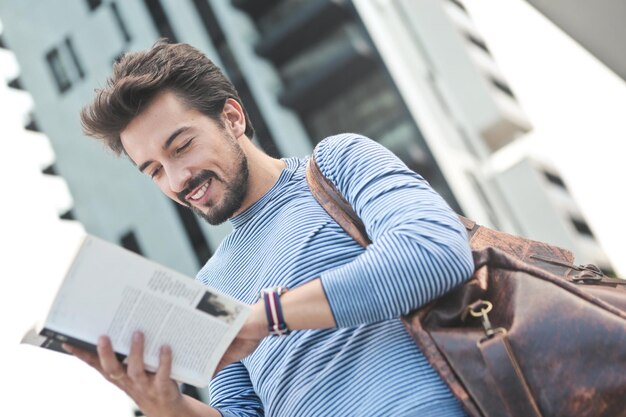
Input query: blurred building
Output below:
<box><xmin>0</xmin><ymin>17</ymin><xmax>136</xmax><ymax>417</ymax></box>
<box><xmin>0</xmin><ymin>0</ymin><xmax>612</xmax><ymax>280</ymax></box>
<box><xmin>0</xmin><ymin>23</ymin><xmax>73</xmax><ymax>226</ymax></box>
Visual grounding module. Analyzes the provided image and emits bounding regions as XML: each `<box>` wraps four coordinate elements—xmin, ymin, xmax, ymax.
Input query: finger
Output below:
<box><xmin>155</xmin><ymin>345</ymin><xmax>173</xmax><ymax>385</ymax></box>
<box><xmin>127</xmin><ymin>331</ymin><xmax>148</xmax><ymax>382</ymax></box>
<box><xmin>97</xmin><ymin>336</ymin><xmax>126</xmax><ymax>381</ymax></box>
<box><xmin>63</xmin><ymin>343</ymin><xmax>104</xmax><ymax>371</ymax></box>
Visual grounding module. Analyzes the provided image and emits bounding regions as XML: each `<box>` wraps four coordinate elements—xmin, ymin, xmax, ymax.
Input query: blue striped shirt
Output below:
<box><xmin>197</xmin><ymin>134</ymin><xmax>473</xmax><ymax>417</ymax></box>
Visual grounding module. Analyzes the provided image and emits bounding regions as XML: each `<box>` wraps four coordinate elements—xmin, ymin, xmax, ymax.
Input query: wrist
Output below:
<box><xmin>170</xmin><ymin>394</ymin><xmax>223</xmax><ymax>417</ymax></box>
<box><xmin>139</xmin><ymin>392</ymin><xmax>186</xmax><ymax>417</ymax></box>
<box><xmin>243</xmin><ymin>300</ymin><xmax>270</xmax><ymax>340</ymax></box>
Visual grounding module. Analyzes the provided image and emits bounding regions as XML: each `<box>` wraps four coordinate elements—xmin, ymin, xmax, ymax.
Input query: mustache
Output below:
<box><xmin>177</xmin><ymin>170</ymin><xmax>219</xmax><ymax>205</ymax></box>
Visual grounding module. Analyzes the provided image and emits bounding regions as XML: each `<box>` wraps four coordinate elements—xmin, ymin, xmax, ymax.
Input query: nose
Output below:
<box><xmin>166</xmin><ymin>163</ymin><xmax>192</xmax><ymax>194</ymax></box>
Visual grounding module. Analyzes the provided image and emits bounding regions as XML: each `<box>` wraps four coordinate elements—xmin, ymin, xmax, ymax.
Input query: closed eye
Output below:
<box><xmin>150</xmin><ymin>166</ymin><xmax>162</xmax><ymax>179</ymax></box>
<box><xmin>175</xmin><ymin>138</ymin><xmax>194</xmax><ymax>154</ymax></box>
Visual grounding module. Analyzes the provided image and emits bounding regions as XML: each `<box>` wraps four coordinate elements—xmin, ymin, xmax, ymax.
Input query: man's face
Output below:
<box><xmin>121</xmin><ymin>91</ymin><xmax>249</xmax><ymax>225</ymax></box>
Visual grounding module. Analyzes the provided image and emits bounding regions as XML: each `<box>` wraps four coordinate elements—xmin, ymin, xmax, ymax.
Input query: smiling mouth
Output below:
<box><xmin>187</xmin><ymin>179</ymin><xmax>212</xmax><ymax>202</ymax></box>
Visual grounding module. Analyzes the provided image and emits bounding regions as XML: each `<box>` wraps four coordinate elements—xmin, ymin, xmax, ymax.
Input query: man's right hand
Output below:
<box><xmin>63</xmin><ymin>331</ymin><xmax>219</xmax><ymax>417</ymax></box>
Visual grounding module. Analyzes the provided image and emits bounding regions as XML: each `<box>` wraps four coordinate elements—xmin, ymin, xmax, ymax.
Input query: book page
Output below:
<box><xmin>42</xmin><ymin>235</ymin><xmax>248</xmax><ymax>387</ymax></box>
<box><xmin>21</xmin><ymin>326</ymin><xmax>67</xmax><ymax>354</ymax></box>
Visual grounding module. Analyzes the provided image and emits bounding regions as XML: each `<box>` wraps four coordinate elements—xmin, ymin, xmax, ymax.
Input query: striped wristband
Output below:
<box><xmin>260</xmin><ymin>287</ymin><xmax>290</xmax><ymax>337</ymax></box>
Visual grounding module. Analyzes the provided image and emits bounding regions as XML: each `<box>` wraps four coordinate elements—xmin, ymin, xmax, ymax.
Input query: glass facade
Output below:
<box><xmin>233</xmin><ymin>0</ymin><xmax>460</xmax><ymax>210</ymax></box>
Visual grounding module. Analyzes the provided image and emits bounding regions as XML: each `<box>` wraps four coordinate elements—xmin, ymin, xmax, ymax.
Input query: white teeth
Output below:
<box><xmin>190</xmin><ymin>181</ymin><xmax>210</xmax><ymax>201</ymax></box>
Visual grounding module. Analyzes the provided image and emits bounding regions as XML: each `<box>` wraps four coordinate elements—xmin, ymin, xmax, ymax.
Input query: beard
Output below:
<box><xmin>177</xmin><ymin>137</ymin><xmax>250</xmax><ymax>225</ymax></box>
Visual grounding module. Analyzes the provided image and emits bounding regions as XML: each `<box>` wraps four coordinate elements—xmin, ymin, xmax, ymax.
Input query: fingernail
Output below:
<box><xmin>161</xmin><ymin>345</ymin><xmax>171</xmax><ymax>354</ymax></box>
<box><xmin>62</xmin><ymin>343</ymin><xmax>72</xmax><ymax>353</ymax></box>
<box><xmin>98</xmin><ymin>336</ymin><xmax>108</xmax><ymax>347</ymax></box>
<box><xmin>133</xmin><ymin>331</ymin><xmax>143</xmax><ymax>342</ymax></box>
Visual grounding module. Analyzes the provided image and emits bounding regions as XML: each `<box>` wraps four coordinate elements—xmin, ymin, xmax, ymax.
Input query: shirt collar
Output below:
<box><xmin>229</xmin><ymin>157</ymin><xmax>302</xmax><ymax>229</ymax></box>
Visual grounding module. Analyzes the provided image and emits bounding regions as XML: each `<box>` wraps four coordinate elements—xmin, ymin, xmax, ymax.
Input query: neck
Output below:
<box><xmin>233</xmin><ymin>138</ymin><xmax>286</xmax><ymax>217</ymax></box>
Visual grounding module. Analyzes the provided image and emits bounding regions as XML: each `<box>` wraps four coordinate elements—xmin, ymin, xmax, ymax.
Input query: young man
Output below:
<box><xmin>70</xmin><ymin>40</ymin><xmax>473</xmax><ymax>417</ymax></box>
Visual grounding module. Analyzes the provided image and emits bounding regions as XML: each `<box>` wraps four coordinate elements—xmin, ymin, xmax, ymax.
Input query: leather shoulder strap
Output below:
<box><xmin>305</xmin><ymin>156</ymin><xmax>371</xmax><ymax>247</ymax></box>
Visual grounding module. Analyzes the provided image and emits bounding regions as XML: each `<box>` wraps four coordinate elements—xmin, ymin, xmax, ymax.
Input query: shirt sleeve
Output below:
<box><xmin>209</xmin><ymin>362</ymin><xmax>264</xmax><ymax>417</ymax></box>
<box><xmin>315</xmin><ymin>133</ymin><xmax>474</xmax><ymax>328</ymax></box>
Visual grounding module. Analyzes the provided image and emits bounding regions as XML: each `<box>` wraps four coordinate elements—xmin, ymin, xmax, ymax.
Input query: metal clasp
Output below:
<box><xmin>571</xmin><ymin>264</ymin><xmax>604</xmax><ymax>283</ymax></box>
<box><xmin>467</xmin><ymin>300</ymin><xmax>507</xmax><ymax>345</ymax></box>
<box><xmin>468</xmin><ymin>300</ymin><xmax>495</xmax><ymax>336</ymax></box>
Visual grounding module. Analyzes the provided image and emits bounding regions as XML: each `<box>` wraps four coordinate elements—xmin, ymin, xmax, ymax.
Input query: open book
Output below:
<box><xmin>21</xmin><ymin>235</ymin><xmax>249</xmax><ymax>387</ymax></box>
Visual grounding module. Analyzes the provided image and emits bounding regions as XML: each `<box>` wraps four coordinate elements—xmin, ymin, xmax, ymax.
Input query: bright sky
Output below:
<box><xmin>464</xmin><ymin>0</ymin><xmax>626</xmax><ymax>275</ymax></box>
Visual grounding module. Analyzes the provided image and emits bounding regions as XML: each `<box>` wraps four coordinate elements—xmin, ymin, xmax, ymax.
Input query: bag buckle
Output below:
<box><xmin>467</xmin><ymin>300</ymin><xmax>507</xmax><ymax>345</ymax></box>
<box><xmin>571</xmin><ymin>264</ymin><xmax>604</xmax><ymax>283</ymax></box>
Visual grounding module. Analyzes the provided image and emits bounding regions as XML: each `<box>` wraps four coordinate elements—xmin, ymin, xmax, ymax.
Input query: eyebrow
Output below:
<box><xmin>138</xmin><ymin>126</ymin><xmax>191</xmax><ymax>173</ymax></box>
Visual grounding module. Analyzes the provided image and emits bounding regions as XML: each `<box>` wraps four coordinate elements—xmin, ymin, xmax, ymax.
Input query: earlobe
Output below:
<box><xmin>223</xmin><ymin>98</ymin><xmax>246</xmax><ymax>138</ymax></box>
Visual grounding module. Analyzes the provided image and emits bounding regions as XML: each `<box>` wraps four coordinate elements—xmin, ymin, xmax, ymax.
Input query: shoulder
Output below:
<box><xmin>314</xmin><ymin>133</ymin><xmax>386</xmax><ymax>163</ymax></box>
<box><xmin>313</xmin><ymin>133</ymin><xmax>416</xmax><ymax>184</ymax></box>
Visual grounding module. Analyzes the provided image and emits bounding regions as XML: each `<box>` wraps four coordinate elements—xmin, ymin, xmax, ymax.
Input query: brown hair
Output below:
<box><xmin>80</xmin><ymin>40</ymin><xmax>254</xmax><ymax>155</ymax></box>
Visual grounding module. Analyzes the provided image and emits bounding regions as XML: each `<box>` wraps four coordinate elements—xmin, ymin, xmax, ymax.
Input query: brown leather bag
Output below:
<box><xmin>306</xmin><ymin>156</ymin><xmax>626</xmax><ymax>417</ymax></box>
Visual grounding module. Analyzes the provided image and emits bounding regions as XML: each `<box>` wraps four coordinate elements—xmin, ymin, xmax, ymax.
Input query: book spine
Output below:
<box><xmin>40</xmin><ymin>328</ymin><xmax>127</xmax><ymax>362</ymax></box>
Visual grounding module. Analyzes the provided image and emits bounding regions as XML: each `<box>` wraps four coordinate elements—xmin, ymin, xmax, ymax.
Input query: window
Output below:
<box><xmin>490</xmin><ymin>76</ymin><xmax>516</xmax><ymax>98</ymax></box>
<box><xmin>25</xmin><ymin>114</ymin><xmax>41</xmax><ymax>132</ymax></box>
<box><xmin>65</xmin><ymin>38</ymin><xmax>85</xmax><ymax>79</ymax></box>
<box><xmin>256</xmin><ymin>0</ymin><xmax>311</xmax><ymax>35</ymax></box>
<box><xmin>172</xmin><ymin>203</ymin><xmax>212</xmax><ymax>267</ymax></box>
<box><xmin>44</xmin><ymin>36</ymin><xmax>87</xmax><ymax>94</ymax></box>
<box><xmin>571</xmin><ymin>217</ymin><xmax>594</xmax><ymax>238</ymax></box>
<box><xmin>447</xmin><ymin>0</ymin><xmax>468</xmax><ymax>13</ymax></box>
<box><xmin>42</xmin><ymin>164</ymin><xmax>58</xmax><ymax>175</ymax></box>
<box><xmin>60</xmin><ymin>209</ymin><xmax>76</xmax><ymax>220</ymax></box>
<box><xmin>543</xmin><ymin>170</ymin><xmax>568</xmax><ymax>190</ymax></box>
<box><xmin>143</xmin><ymin>0</ymin><xmax>177</xmax><ymax>42</ymax></box>
<box><xmin>466</xmin><ymin>34</ymin><xmax>490</xmax><ymax>54</ymax></box>
<box><xmin>305</xmin><ymin>71</ymin><xmax>405</xmax><ymax>144</ymax></box>
<box><xmin>45</xmin><ymin>48</ymin><xmax>72</xmax><ymax>93</ymax></box>
<box><xmin>111</xmin><ymin>2</ymin><xmax>132</xmax><ymax>43</ymax></box>
<box><xmin>86</xmin><ymin>0</ymin><xmax>102</xmax><ymax>11</ymax></box>
<box><xmin>8</xmin><ymin>77</ymin><xmax>24</xmax><ymax>90</ymax></box>
<box><xmin>120</xmin><ymin>230</ymin><xmax>143</xmax><ymax>255</ymax></box>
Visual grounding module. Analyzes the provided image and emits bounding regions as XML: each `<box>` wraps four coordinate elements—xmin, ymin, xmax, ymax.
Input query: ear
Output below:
<box><xmin>222</xmin><ymin>98</ymin><xmax>247</xmax><ymax>139</ymax></box>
